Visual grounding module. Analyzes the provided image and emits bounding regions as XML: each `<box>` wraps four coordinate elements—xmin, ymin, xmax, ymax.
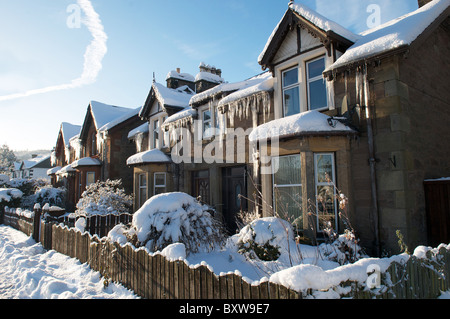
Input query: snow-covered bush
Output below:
<box><xmin>127</xmin><ymin>192</ymin><xmax>226</xmax><ymax>255</ymax></box>
<box><xmin>21</xmin><ymin>186</ymin><xmax>66</xmax><ymax>209</ymax></box>
<box><xmin>318</xmin><ymin>228</ymin><xmax>365</xmax><ymax>265</ymax></box>
<box><xmin>231</xmin><ymin>217</ymin><xmax>297</xmax><ymax>262</ymax></box>
<box><xmin>75</xmin><ymin>179</ymin><xmax>132</xmax><ymax>217</ymax></box>
<box><xmin>0</xmin><ymin>188</ymin><xmax>23</xmax><ymax>210</ymax></box>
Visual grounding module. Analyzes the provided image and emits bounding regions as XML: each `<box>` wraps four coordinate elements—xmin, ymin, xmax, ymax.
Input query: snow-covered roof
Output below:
<box><xmin>60</xmin><ymin>123</ymin><xmax>81</xmax><ymax>146</ymax></box>
<box><xmin>218</xmin><ymin>72</ymin><xmax>274</xmax><ymax>108</ymax></box>
<box><xmin>163</xmin><ymin>108</ymin><xmax>197</xmax><ymax>127</ymax></box>
<box><xmin>47</xmin><ymin>166</ymin><xmax>62</xmax><ymax>176</ymax></box>
<box><xmin>248</xmin><ymin>110</ymin><xmax>356</xmax><ymax>142</ymax></box>
<box><xmin>325</xmin><ymin>0</ymin><xmax>450</xmax><ymax>72</ymax></box>
<box><xmin>98</xmin><ymin>107</ymin><xmax>141</xmax><ymax>132</ymax></box>
<box><xmin>126</xmin><ymin>149</ymin><xmax>171</xmax><ymax>166</ymax></box>
<box><xmin>71</xmin><ymin>157</ymin><xmax>102</xmax><ymax>168</ymax></box>
<box><xmin>195</xmin><ymin>72</ymin><xmax>224</xmax><ymax>84</ymax></box>
<box><xmin>56</xmin><ymin>164</ymin><xmax>76</xmax><ymax>175</ymax></box>
<box><xmin>166</xmin><ymin>70</ymin><xmax>195</xmax><ymax>82</ymax></box>
<box><xmin>89</xmin><ymin>101</ymin><xmax>135</xmax><ymax>130</ymax></box>
<box><xmin>190</xmin><ymin>73</ymin><xmax>273</xmax><ymax>107</ymax></box>
<box><xmin>152</xmin><ymin>82</ymin><xmax>194</xmax><ymax>109</ymax></box>
<box><xmin>258</xmin><ymin>2</ymin><xmax>360</xmax><ymax>64</ymax></box>
<box><xmin>22</xmin><ymin>156</ymin><xmax>51</xmax><ymax>170</ymax></box>
<box><xmin>128</xmin><ymin>123</ymin><xmax>149</xmax><ymax>140</ymax></box>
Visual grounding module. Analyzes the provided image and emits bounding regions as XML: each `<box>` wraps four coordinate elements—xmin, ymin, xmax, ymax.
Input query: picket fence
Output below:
<box><xmin>2</xmin><ymin>207</ymin><xmax>450</xmax><ymax>299</ymax></box>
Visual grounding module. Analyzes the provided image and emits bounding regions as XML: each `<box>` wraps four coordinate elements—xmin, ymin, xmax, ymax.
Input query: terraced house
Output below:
<box><xmin>46</xmin><ymin>0</ymin><xmax>449</xmax><ymax>256</ymax></box>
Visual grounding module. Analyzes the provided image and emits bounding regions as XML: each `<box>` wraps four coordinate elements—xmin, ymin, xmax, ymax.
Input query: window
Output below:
<box><xmin>91</xmin><ymin>134</ymin><xmax>97</xmax><ymax>155</ymax></box>
<box><xmin>306</xmin><ymin>57</ymin><xmax>327</xmax><ymax>110</ymax></box>
<box><xmin>86</xmin><ymin>172</ymin><xmax>95</xmax><ymax>187</ymax></box>
<box><xmin>154</xmin><ymin>173</ymin><xmax>166</xmax><ymax>196</ymax></box>
<box><xmin>138</xmin><ymin>173</ymin><xmax>147</xmax><ymax>208</ymax></box>
<box><xmin>314</xmin><ymin>153</ymin><xmax>338</xmax><ymax>232</ymax></box>
<box><xmin>153</xmin><ymin>119</ymin><xmax>160</xmax><ymax>149</ymax></box>
<box><xmin>282</xmin><ymin>67</ymin><xmax>300</xmax><ymax>117</ymax></box>
<box><xmin>202</xmin><ymin>110</ymin><xmax>212</xmax><ymax>139</ymax></box>
<box><xmin>272</xmin><ymin>154</ymin><xmax>302</xmax><ymax>228</ymax></box>
<box><xmin>162</xmin><ymin>116</ymin><xmax>168</xmax><ymax>147</ymax></box>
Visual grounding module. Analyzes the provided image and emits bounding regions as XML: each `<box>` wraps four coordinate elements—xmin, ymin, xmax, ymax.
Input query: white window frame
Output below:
<box><xmin>272</xmin><ymin>154</ymin><xmax>302</xmax><ymax>226</ymax></box>
<box><xmin>162</xmin><ymin>116</ymin><xmax>168</xmax><ymax>147</ymax></box>
<box><xmin>153</xmin><ymin>172</ymin><xmax>166</xmax><ymax>195</ymax></box>
<box><xmin>314</xmin><ymin>153</ymin><xmax>338</xmax><ymax>232</ymax></box>
<box><xmin>202</xmin><ymin>109</ymin><xmax>212</xmax><ymax>139</ymax></box>
<box><xmin>306</xmin><ymin>56</ymin><xmax>328</xmax><ymax>111</ymax></box>
<box><xmin>282</xmin><ymin>66</ymin><xmax>301</xmax><ymax>117</ymax></box>
<box><xmin>152</xmin><ymin>119</ymin><xmax>160</xmax><ymax>149</ymax></box>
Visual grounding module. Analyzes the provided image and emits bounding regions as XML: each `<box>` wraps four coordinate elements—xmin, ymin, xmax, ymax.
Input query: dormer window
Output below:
<box><xmin>282</xmin><ymin>66</ymin><xmax>300</xmax><ymax>117</ymax></box>
<box><xmin>306</xmin><ymin>56</ymin><xmax>327</xmax><ymax>111</ymax></box>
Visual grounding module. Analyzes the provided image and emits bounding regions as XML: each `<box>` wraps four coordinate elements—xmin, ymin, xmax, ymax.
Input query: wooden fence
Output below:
<box><xmin>61</xmin><ymin>213</ymin><xmax>133</xmax><ymax>238</ymax></box>
<box><xmin>2</xmin><ymin>206</ymin><xmax>450</xmax><ymax>299</ymax></box>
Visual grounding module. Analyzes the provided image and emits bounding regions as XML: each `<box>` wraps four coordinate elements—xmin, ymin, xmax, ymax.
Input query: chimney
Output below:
<box><xmin>176</xmin><ymin>68</ymin><xmax>181</xmax><ymax>74</ymax></box>
<box><xmin>418</xmin><ymin>0</ymin><xmax>432</xmax><ymax>7</ymax></box>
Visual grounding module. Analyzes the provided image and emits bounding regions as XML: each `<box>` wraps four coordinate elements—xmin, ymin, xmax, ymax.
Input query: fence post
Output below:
<box><xmin>32</xmin><ymin>203</ymin><xmax>42</xmax><ymax>243</ymax></box>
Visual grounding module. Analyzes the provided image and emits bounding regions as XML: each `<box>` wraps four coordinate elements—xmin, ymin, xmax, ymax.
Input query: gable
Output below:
<box><xmin>272</xmin><ymin>26</ymin><xmax>323</xmax><ymax>65</ymax></box>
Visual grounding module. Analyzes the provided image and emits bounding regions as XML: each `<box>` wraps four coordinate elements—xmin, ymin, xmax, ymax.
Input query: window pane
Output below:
<box><xmin>274</xmin><ymin>186</ymin><xmax>302</xmax><ymax>227</ymax></box>
<box><xmin>316</xmin><ymin>185</ymin><xmax>336</xmax><ymax>231</ymax></box>
<box><xmin>309</xmin><ymin>80</ymin><xmax>327</xmax><ymax>110</ymax></box>
<box><xmin>139</xmin><ymin>174</ymin><xmax>147</xmax><ymax>187</ymax></box>
<box><xmin>273</xmin><ymin>155</ymin><xmax>301</xmax><ymax>185</ymax></box>
<box><xmin>283</xmin><ymin>68</ymin><xmax>298</xmax><ymax>88</ymax></box>
<box><xmin>203</xmin><ymin>110</ymin><xmax>211</xmax><ymax>121</ymax></box>
<box><xmin>154</xmin><ymin>173</ymin><xmax>166</xmax><ymax>187</ymax></box>
<box><xmin>308</xmin><ymin>58</ymin><xmax>325</xmax><ymax>79</ymax></box>
<box><xmin>87</xmin><ymin>172</ymin><xmax>95</xmax><ymax>186</ymax></box>
<box><xmin>139</xmin><ymin>188</ymin><xmax>147</xmax><ymax>207</ymax></box>
<box><xmin>284</xmin><ymin>86</ymin><xmax>300</xmax><ymax>116</ymax></box>
<box><xmin>316</xmin><ymin>154</ymin><xmax>333</xmax><ymax>183</ymax></box>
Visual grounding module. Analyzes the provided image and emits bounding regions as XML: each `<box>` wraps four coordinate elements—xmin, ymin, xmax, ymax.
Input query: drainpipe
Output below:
<box><xmin>363</xmin><ymin>65</ymin><xmax>381</xmax><ymax>257</ymax></box>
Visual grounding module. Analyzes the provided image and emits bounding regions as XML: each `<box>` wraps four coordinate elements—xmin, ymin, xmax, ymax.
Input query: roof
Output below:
<box><xmin>190</xmin><ymin>73</ymin><xmax>273</xmax><ymax>107</ymax></box>
<box><xmin>139</xmin><ymin>82</ymin><xmax>195</xmax><ymax>119</ymax></box>
<box><xmin>218</xmin><ymin>72</ymin><xmax>274</xmax><ymax>108</ymax></box>
<box><xmin>22</xmin><ymin>156</ymin><xmax>52</xmax><ymax>170</ymax></box>
<box><xmin>166</xmin><ymin>70</ymin><xmax>195</xmax><ymax>82</ymax></box>
<box><xmin>126</xmin><ymin>149</ymin><xmax>171</xmax><ymax>166</ymax></box>
<box><xmin>248</xmin><ymin>110</ymin><xmax>356</xmax><ymax>143</ymax></box>
<box><xmin>60</xmin><ymin>123</ymin><xmax>81</xmax><ymax>147</ymax></box>
<box><xmin>89</xmin><ymin>101</ymin><xmax>134</xmax><ymax>130</ymax></box>
<box><xmin>324</xmin><ymin>0</ymin><xmax>450</xmax><ymax>74</ymax></box>
<box><xmin>128</xmin><ymin>123</ymin><xmax>149</xmax><ymax>140</ymax></box>
<box><xmin>80</xmin><ymin>101</ymin><xmax>136</xmax><ymax>141</ymax></box>
<box><xmin>71</xmin><ymin>157</ymin><xmax>102</xmax><ymax>168</ymax></box>
<box><xmin>258</xmin><ymin>2</ymin><xmax>359</xmax><ymax>70</ymax></box>
<box><xmin>98</xmin><ymin>107</ymin><xmax>141</xmax><ymax>132</ymax></box>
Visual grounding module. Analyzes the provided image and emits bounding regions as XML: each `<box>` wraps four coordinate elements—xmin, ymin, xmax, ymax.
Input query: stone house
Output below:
<box><xmin>251</xmin><ymin>0</ymin><xmax>450</xmax><ymax>255</ymax></box>
<box><xmin>48</xmin><ymin>101</ymin><xmax>144</xmax><ymax>210</ymax></box>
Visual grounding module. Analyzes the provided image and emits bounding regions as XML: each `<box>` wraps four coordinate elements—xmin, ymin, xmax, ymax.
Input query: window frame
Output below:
<box><xmin>314</xmin><ymin>152</ymin><xmax>338</xmax><ymax>232</ymax></box>
<box><xmin>306</xmin><ymin>55</ymin><xmax>328</xmax><ymax>111</ymax></box>
<box><xmin>152</xmin><ymin>119</ymin><xmax>160</xmax><ymax>149</ymax></box>
<box><xmin>138</xmin><ymin>173</ymin><xmax>148</xmax><ymax>208</ymax></box>
<box><xmin>202</xmin><ymin>109</ymin><xmax>212</xmax><ymax>139</ymax></box>
<box><xmin>272</xmin><ymin>154</ymin><xmax>303</xmax><ymax>227</ymax></box>
<box><xmin>86</xmin><ymin>171</ymin><xmax>96</xmax><ymax>187</ymax></box>
<box><xmin>282</xmin><ymin>66</ymin><xmax>301</xmax><ymax>117</ymax></box>
<box><xmin>153</xmin><ymin>172</ymin><xmax>166</xmax><ymax>196</ymax></box>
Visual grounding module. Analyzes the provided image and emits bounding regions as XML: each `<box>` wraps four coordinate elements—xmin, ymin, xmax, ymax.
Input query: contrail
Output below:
<box><xmin>0</xmin><ymin>0</ymin><xmax>107</xmax><ymax>102</ymax></box>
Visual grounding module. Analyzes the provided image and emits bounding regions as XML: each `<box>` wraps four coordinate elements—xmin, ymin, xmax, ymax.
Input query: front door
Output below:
<box><xmin>222</xmin><ymin>166</ymin><xmax>247</xmax><ymax>234</ymax></box>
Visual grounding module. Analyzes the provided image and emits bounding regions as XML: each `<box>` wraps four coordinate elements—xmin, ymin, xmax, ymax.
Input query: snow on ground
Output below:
<box><xmin>0</xmin><ymin>225</ymin><xmax>138</xmax><ymax>299</ymax></box>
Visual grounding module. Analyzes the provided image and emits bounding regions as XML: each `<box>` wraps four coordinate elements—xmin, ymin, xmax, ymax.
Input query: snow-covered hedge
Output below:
<box><xmin>0</xmin><ymin>188</ymin><xmax>23</xmax><ymax>210</ymax></box>
<box><xmin>76</xmin><ymin>179</ymin><xmax>132</xmax><ymax>216</ymax></box>
<box><xmin>230</xmin><ymin>217</ymin><xmax>296</xmax><ymax>262</ymax></box>
<box><xmin>109</xmin><ymin>192</ymin><xmax>226</xmax><ymax>255</ymax></box>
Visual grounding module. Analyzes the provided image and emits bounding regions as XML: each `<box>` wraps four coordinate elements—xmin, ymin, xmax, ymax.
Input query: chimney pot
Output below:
<box><xmin>176</xmin><ymin>68</ymin><xmax>181</xmax><ymax>74</ymax></box>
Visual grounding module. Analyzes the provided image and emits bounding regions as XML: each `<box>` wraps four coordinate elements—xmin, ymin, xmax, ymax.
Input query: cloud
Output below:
<box><xmin>0</xmin><ymin>0</ymin><xmax>107</xmax><ymax>102</ymax></box>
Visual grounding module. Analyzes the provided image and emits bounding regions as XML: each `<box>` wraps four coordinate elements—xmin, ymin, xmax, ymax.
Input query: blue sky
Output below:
<box><xmin>0</xmin><ymin>0</ymin><xmax>418</xmax><ymax>151</ymax></box>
